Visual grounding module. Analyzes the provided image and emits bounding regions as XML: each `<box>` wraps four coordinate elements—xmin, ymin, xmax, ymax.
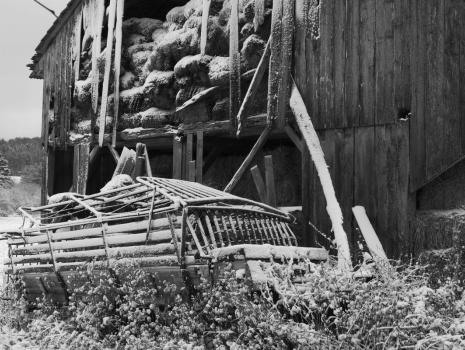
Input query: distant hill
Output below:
<box><xmin>0</xmin><ymin>137</ymin><xmax>41</xmax><ymax>184</ymax></box>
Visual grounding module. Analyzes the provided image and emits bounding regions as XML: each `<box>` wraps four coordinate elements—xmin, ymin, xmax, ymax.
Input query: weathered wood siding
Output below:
<box><xmin>295</xmin><ymin>0</ymin><xmax>465</xmax><ymax>254</ymax></box>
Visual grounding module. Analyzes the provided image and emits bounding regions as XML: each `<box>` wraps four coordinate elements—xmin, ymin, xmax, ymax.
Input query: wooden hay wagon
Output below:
<box><xmin>5</xmin><ymin>177</ymin><xmax>328</xmax><ymax>304</ymax></box>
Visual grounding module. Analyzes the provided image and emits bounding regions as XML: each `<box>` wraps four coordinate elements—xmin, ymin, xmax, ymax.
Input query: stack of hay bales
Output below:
<box><xmin>71</xmin><ymin>0</ymin><xmax>272</xmax><ymax>135</ymax></box>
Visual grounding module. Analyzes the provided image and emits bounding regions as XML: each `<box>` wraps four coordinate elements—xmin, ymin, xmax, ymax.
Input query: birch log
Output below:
<box><xmin>290</xmin><ymin>79</ymin><xmax>352</xmax><ymax>270</ymax></box>
<box><xmin>200</xmin><ymin>0</ymin><xmax>211</xmax><ymax>55</ymax></box>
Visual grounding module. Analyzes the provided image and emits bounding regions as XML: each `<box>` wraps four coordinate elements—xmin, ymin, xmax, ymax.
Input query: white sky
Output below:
<box><xmin>0</xmin><ymin>1</ymin><xmax>68</xmax><ymax>140</ymax></box>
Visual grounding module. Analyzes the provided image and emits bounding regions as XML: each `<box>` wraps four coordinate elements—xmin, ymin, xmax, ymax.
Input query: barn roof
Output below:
<box><xmin>28</xmin><ymin>0</ymin><xmax>80</xmax><ymax>79</ymax></box>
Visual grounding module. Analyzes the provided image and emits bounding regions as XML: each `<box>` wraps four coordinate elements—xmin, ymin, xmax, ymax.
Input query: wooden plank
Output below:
<box><xmin>460</xmin><ymin>0</ymin><xmax>465</xmax><ymax>154</ymax></box>
<box><xmin>301</xmin><ymin>146</ymin><xmax>315</xmax><ymax>246</ymax></box>
<box><xmin>47</xmin><ymin>150</ymin><xmax>55</xmax><ymax>196</ymax></box>
<box><xmin>267</xmin><ymin>0</ymin><xmax>283</xmax><ymax>126</ymax></box>
<box><xmin>409</xmin><ymin>0</ymin><xmax>426</xmax><ymax>190</ymax></box>
<box><xmin>224</xmin><ymin>126</ymin><xmax>272</xmax><ymax>193</ymax></box>
<box><xmin>90</xmin><ymin>0</ymin><xmax>105</xmax><ymax>143</ymax></box>
<box><xmin>98</xmin><ymin>0</ymin><xmax>117</xmax><ymax>147</ymax></box>
<box><xmin>275</xmin><ymin>0</ymin><xmax>295</xmax><ymax>129</ymax></box>
<box><xmin>352</xmin><ymin>206</ymin><xmax>388</xmax><ymax>262</ymax></box>
<box><xmin>112</xmin><ymin>0</ymin><xmax>125</xmax><ymax>147</ymax></box>
<box><xmin>359</xmin><ymin>0</ymin><xmax>376</xmax><ymax>125</ymax></box>
<box><xmin>290</xmin><ymin>80</ymin><xmax>351</xmax><ymax>270</ymax></box>
<box><xmin>354</xmin><ymin>127</ymin><xmax>376</xmax><ymax>235</ymax></box>
<box><xmin>442</xmin><ymin>0</ymin><xmax>461</xmax><ymax>169</ymax></box>
<box><xmin>237</xmin><ymin>39</ymin><xmax>271</xmax><ymax>135</ymax></box>
<box><xmin>333</xmin><ymin>0</ymin><xmax>346</xmax><ymax>127</ymax></box>
<box><xmin>374</xmin><ymin>125</ymin><xmax>389</xmax><ymax>247</ymax></box>
<box><xmin>172</xmin><ymin>137</ymin><xmax>183</xmax><ymax>180</ymax></box>
<box><xmin>73</xmin><ymin>143</ymin><xmax>90</xmax><ymax>195</ymax></box>
<box><xmin>229</xmin><ymin>0</ymin><xmax>241</xmax><ymax>129</ymax></box>
<box><xmin>264</xmin><ymin>155</ymin><xmax>277</xmax><ymax>207</ymax></box>
<box><xmin>375</xmin><ymin>0</ymin><xmax>395</xmax><ymax>125</ymax></box>
<box><xmin>188</xmin><ymin>161</ymin><xmax>196</xmax><ymax>182</ymax></box>
<box><xmin>113</xmin><ymin>147</ymin><xmax>136</xmax><ymax>177</ymax></box>
<box><xmin>425</xmin><ymin>0</ymin><xmax>445</xmax><ymax>179</ymax></box>
<box><xmin>200</xmin><ymin>0</ymin><xmax>211</xmax><ymax>55</ymax></box>
<box><xmin>250</xmin><ymin>165</ymin><xmax>267</xmax><ymax>203</ymax></box>
<box><xmin>344</xmin><ymin>0</ymin><xmax>360</xmax><ymax>127</ymax></box>
<box><xmin>195</xmin><ymin>131</ymin><xmax>203</xmax><ymax>183</ymax></box>
<box><xmin>144</xmin><ymin>145</ymin><xmax>153</xmax><ymax>177</ymax></box>
<box><xmin>186</xmin><ymin>133</ymin><xmax>193</xmax><ymax>180</ymax></box>
<box><xmin>318</xmin><ymin>0</ymin><xmax>335</xmax><ymax>129</ymax></box>
<box><xmin>134</xmin><ymin>143</ymin><xmax>145</xmax><ymax>178</ymax></box>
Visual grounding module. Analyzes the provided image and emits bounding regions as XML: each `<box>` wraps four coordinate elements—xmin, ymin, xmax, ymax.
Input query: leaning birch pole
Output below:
<box><xmin>289</xmin><ymin>79</ymin><xmax>352</xmax><ymax>270</ymax></box>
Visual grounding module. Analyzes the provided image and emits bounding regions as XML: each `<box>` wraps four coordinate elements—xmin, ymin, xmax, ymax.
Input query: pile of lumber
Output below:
<box><xmin>71</xmin><ymin>0</ymin><xmax>271</xmax><ymax>135</ymax></box>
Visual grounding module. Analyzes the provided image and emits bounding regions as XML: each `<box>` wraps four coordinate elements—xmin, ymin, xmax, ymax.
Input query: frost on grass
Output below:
<box><xmin>1</xmin><ymin>255</ymin><xmax>465</xmax><ymax>349</ymax></box>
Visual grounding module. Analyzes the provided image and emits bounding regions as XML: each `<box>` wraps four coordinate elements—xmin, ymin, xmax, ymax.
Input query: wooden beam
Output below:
<box><xmin>200</xmin><ymin>0</ymin><xmax>211</xmax><ymax>55</ymax></box>
<box><xmin>276</xmin><ymin>0</ymin><xmax>295</xmax><ymax>129</ymax></box>
<box><xmin>237</xmin><ymin>39</ymin><xmax>271</xmax><ymax>136</ymax></box>
<box><xmin>352</xmin><ymin>206</ymin><xmax>388</xmax><ymax>262</ymax></box>
<box><xmin>224</xmin><ymin>126</ymin><xmax>272</xmax><ymax>193</ymax></box>
<box><xmin>188</xmin><ymin>161</ymin><xmax>196</xmax><ymax>182</ymax></box>
<box><xmin>113</xmin><ymin>147</ymin><xmax>136</xmax><ymax>178</ymax></box>
<box><xmin>250</xmin><ymin>165</ymin><xmax>267</xmax><ymax>203</ymax></box>
<box><xmin>301</xmin><ymin>146</ymin><xmax>315</xmax><ymax>246</ymax></box>
<box><xmin>196</xmin><ymin>131</ymin><xmax>204</xmax><ymax>183</ymax></box>
<box><xmin>112</xmin><ymin>0</ymin><xmax>125</xmax><ymax>147</ymax></box>
<box><xmin>264</xmin><ymin>155</ymin><xmax>277</xmax><ymax>207</ymax></box>
<box><xmin>267</xmin><ymin>0</ymin><xmax>284</xmax><ymax>127</ymax></box>
<box><xmin>90</xmin><ymin>0</ymin><xmax>105</xmax><ymax>144</ymax></box>
<box><xmin>172</xmin><ymin>137</ymin><xmax>183</xmax><ymax>180</ymax></box>
<box><xmin>99</xmin><ymin>0</ymin><xmax>117</xmax><ymax>147</ymax></box>
<box><xmin>73</xmin><ymin>143</ymin><xmax>90</xmax><ymax>195</ymax></box>
<box><xmin>229</xmin><ymin>0</ymin><xmax>241</xmax><ymax>130</ymax></box>
<box><xmin>185</xmin><ymin>133</ymin><xmax>194</xmax><ymax>180</ymax></box>
<box><xmin>290</xmin><ymin>79</ymin><xmax>352</xmax><ymax>270</ymax></box>
<box><xmin>134</xmin><ymin>143</ymin><xmax>145</xmax><ymax>178</ymax></box>
<box><xmin>284</xmin><ymin>125</ymin><xmax>303</xmax><ymax>152</ymax></box>
<box><xmin>144</xmin><ymin>145</ymin><xmax>153</xmax><ymax>177</ymax></box>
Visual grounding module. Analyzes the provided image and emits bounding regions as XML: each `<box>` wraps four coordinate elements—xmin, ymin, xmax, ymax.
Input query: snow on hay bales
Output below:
<box><xmin>100</xmin><ymin>174</ymin><xmax>134</xmax><ymax>192</ymax></box>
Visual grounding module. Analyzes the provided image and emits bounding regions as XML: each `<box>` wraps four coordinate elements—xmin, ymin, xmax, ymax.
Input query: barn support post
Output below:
<box><xmin>229</xmin><ymin>0</ymin><xmax>241</xmax><ymax>130</ymax></box>
<box><xmin>73</xmin><ymin>143</ymin><xmax>90</xmax><ymax>195</ymax></box>
<box><xmin>112</xmin><ymin>0</ymin><xmax>125</xmax><ymax>147</ymax></box>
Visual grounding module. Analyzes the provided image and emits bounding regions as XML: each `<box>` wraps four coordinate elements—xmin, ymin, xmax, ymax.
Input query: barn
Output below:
<box><xmin>28</xmin><ymin>0</ymin><xmax>465</xmax><ymax>258</ymax></box>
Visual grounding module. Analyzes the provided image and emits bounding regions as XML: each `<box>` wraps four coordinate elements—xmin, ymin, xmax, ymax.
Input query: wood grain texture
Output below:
<box><xmin>250</xmin><ymin>165</ymin><xmax>267</xmax><ymax>203</ymax></box>
<box><xmin>229</xmin><ymin>0</ymin><xmax>241</xmax><ymax>129</ymax></box>
<box><xmin>195</xmin><ymin>131</ymin><xmax>204</xmax><ymax>183</ymax></box>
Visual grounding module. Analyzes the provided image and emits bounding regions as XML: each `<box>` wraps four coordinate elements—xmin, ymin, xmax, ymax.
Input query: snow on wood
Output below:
<box><xmin>112</xmin><ymin>0</ymin><xmax>125</xmax><ymax>147</ymax></box>
<box><xmin>352</xmin><ymin>206</ymin><xmax>388</xmax><ymax>262</ymax></box>
<box><xmin>113</xmin><ymin>147</ymin><xmax>137</xmax><ymax>177</ymax></box>
<box><xmin>290</xmin><ymin>80</ymin><xmax>352</xmax><ymax>270</ymax></box>
<box><xmin>99</xmin><ymin>0</ymin><xmax>117</xmax><ymax>146</ymax></box>
<box><xmin>200</xmin><ymin>0</ymin><xmax>211</xmax><ymax>55</ymax></box>
<box><xmin>229</xmin><ymin>0</ymin><xmax>241</xmax><ymax>129</ymax></box>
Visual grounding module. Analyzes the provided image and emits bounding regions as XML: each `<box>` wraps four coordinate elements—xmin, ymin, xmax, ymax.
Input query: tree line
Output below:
<box><xmin>0</xmin><ymin>137</ymin><xmax>41</xmax><ymax>184</ymax></box>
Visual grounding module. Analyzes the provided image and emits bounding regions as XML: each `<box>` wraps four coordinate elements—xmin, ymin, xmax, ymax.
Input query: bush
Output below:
<box><xmin>1</xmin><ymin>257</ymin><xmax>465</xmax><ymax>349</ymax></box>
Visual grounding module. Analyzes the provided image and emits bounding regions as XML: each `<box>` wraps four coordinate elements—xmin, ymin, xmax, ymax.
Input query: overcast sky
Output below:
<box><xmin>0</xmin><ymin>1</ymin><xmax>68</xmax><ymax>140</ymax></box>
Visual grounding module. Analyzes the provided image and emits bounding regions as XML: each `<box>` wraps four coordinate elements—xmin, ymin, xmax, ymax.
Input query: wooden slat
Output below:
<box><xmin>188</xmin><ymin>161</ymin><xmax>196</xmax><ymax>182</ymax></box>
<box><xmin>237</xmin><ymin>39</ymin><xmax>271</xmax><ymax>135</ymax></box>
<box><xmin>344</xmin><ymin>0</ymin><xmax>360</xmax><ymax>127</ymax></box>
<box><xmin>264</xmin><ymin>155</ymin><xmax>277</xmax><ymax>207</ymax></box>
<box><xmin>267</xmin><ymin>0</ymin><xmax>283</xmax><ymax>126</ymax></box>
<box><xmin>229</xmin><ymin>0</ymin><xmax>241</xmax><ymax>129</ymax></box>
<box><xmin>172</xmin><ymin>137</ymin><xmax>183</xmax><ymax>180</ymax></box>
<box><xmin>200</xmin><ymin>0</ymin><xmax>211</xmax><ymax>55</ymax></box>
<box><xmin>318</xmin><ymin>0</ymin><xmax>335</xmax><ymax>129</ymax></box>
<box><xmin>112</xmin><ymin>0</ymin><xmax>125</xmax><ymax>147</ymax></box>
<box><xmin>73</xmin><ymin>143</ymin><xmax>90</xmax><ymax>195</ymax></box>
<box><xmin>333</xmin><ymin>0</ymin><xmax>346</xmax><ymax>127</ymax></box>
<box><xmin>224</xmin><ymin>126</ymin><xmax>272</xmax><ymax>193</ymax></box>
<box><xmin>250</xmin><ymin>165</ymin><xmax>267</xmax><ymax>203</ymax></box>
<box><xmin>195</xmin><ymin>131</ymin><xmax>203</xmax><ymax>183</ymax></box>
<box><xmin>290</xmin><ymin>80</ymin><xmax>351</xmax><ymax>270</ymax></box>
<box><xmin>99</xmin><ymin>0</ymin><xmax>117</xmax><ymax>146</ymax></box>
<box><xmin>284</xmin><ymin>125</ymin><xmax>303</xmax><ymax>152</ymax></box>
<box><xmin>134</xmin><ymin>143</ymin><xmax>145</xmax><ymax>178</ymax></box>
<box><xmin>144</xmin><ymin>145</ymin><xmax>153</xmax><ymax>177</ymax></box>
<box><xmin>107</xmin><ymin>145</ymin><xmax>120</xmax><ymax>164</ymax></box>
<box><xmin>359</xmin><ymin>0</ymin><xmax>376</xmax><ymax>125</ymax></box>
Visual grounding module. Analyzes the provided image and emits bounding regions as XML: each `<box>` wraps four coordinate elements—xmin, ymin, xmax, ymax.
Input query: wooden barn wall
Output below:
<box><xmin>295</xmin><ymin>0</ymin><xmax>465</xmax><ymax>255</ymax></box>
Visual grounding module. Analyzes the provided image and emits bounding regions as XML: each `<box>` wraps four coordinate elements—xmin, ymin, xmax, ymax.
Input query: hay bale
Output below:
<box><xmin>74</xmin><ymin>78</ymin><xmax>92</xmax><ymax>111</ymax></box>
<box><xmin>144</xmin><ymin>28</ymin><xmax>200</xmax><ymax>71</ymax></box>
<box><xmin>241</xmin><ymin>34</ymin><xmax>266</xmax><ymax>70</ymax></box>
<box><xmin>118</xmin><ymin>107</ymin><xmax>176</xmax><ymax>130</ymax></box>
<box><xmin>123</xmin><ymin>34</ymin><xmax>147</xmax><ymax>47</ymax></box>
<box><xmin>143</xmin><ymin>70</ymin><xmax>176</xmax><ymax>109</ymax></box>
<box><xmin>129</xmin><ymin>50</ymin><xmax>152</xmax><ymax>77</ymax></box>
<box><xmin>175</xmin><ymin>86</ymin><xmax>209</xmax><ymax>107</ymax></box>
<box><xmin>109</xmin><ymin>86</ymin><xmax>151</xmax><ymax>114</ymax></box>
<box><xmin>152</xmin><ymin>27</ymin><xmax>168</xmax><ymax>44</ymax></box>
<box><xmin>208</xmin><ymin>56</ymin><xmax>229</xmax><ymax>85</ymax></box>
<box><xmin>120</xmin><ymin>71</ymin><xmax>138</xmax><ymax>90</ymax></box>
<box><xmin>123</xmin><ymin>18</ymin><xmax>164</xmax><ymax>40</ymax></box>
<box><xmin>74</xmin><ymin>120</ymin><xmax>92</xmax><ymax>134</ymax></box>
<box><xmin>174</xmin><ymin>54</ymin><xmax>212</xmax><ymax>87</ymax></box>
<box><xmin>166</xmin><ymin>6</ymin><xmax>187</xmax><ymax>25</ymax></box>
<box><xmin>212</xmin><ymin>97</ymin><xmax>229</xmax><ymax>121</ymax></box>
